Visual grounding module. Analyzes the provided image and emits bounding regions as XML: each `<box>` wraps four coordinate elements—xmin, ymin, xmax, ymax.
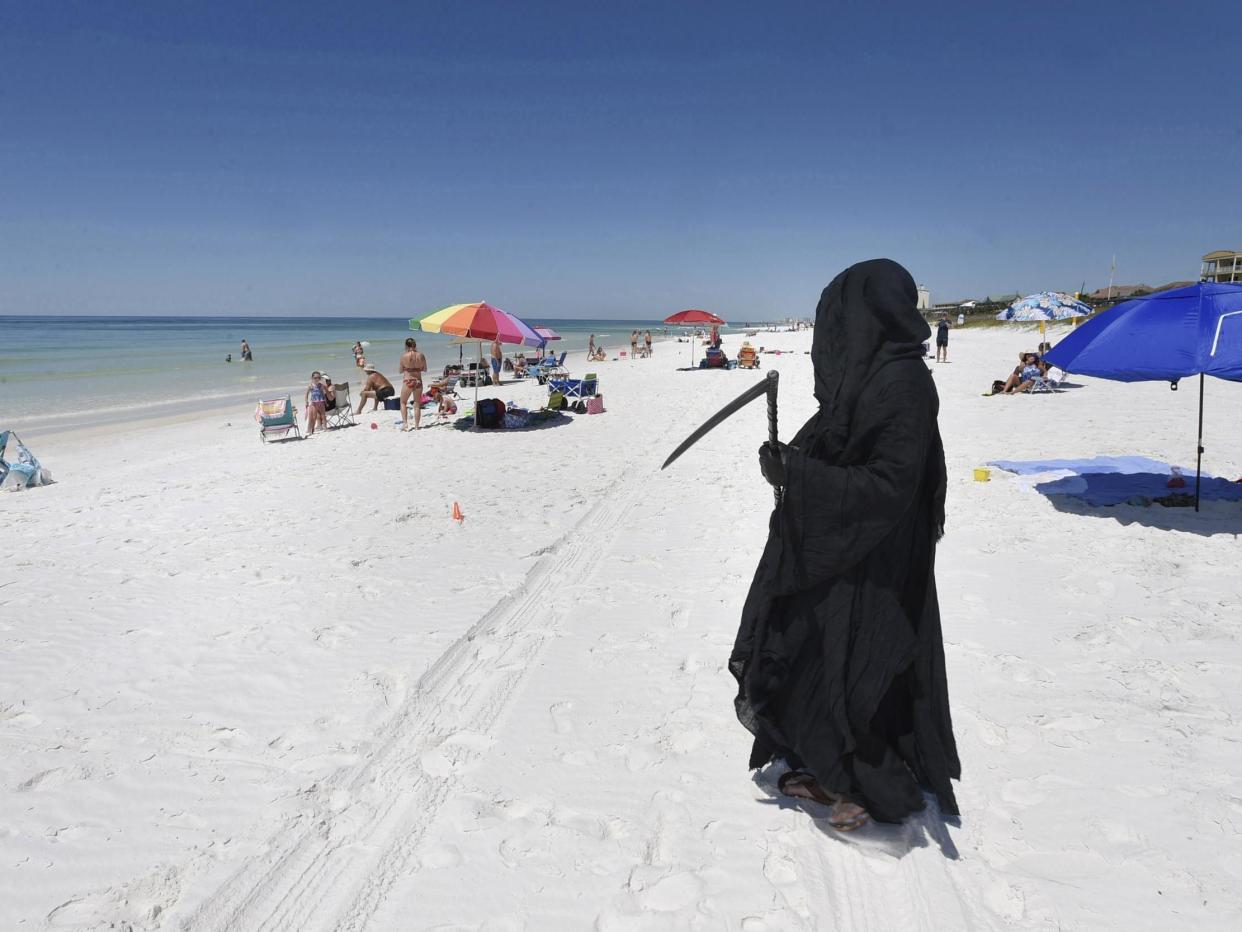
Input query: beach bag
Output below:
<box><xmin>586</xmin><ymin>394</ymin><xmax>605</xmax><ymax>415</ymax></box>
<box><xmin>990</xmin><ymin>380</ymin><xmax>1006</xmax><ymax>395</ymax></box>
<box><xmin>571</xmin><ymin>399</ymin><xmax>587</xmax><ymax>414</ymax></box>
<box><xmin>477</xmin><ymin>398</ymin><xmax>505</xmax><ymax>428</ymax></box>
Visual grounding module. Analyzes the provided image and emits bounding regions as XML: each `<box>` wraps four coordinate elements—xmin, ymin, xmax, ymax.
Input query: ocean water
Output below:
<box><xmin>0</xmin><ymin>316</ymin><xmax>687</xmax><ymax>434</ymax></box>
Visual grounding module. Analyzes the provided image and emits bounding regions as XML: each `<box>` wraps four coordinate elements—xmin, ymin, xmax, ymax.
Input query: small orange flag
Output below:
<box><xmin>452</xmin><ymin>501</ymin><xmax>464</xmax><ymax>523</ymax></box>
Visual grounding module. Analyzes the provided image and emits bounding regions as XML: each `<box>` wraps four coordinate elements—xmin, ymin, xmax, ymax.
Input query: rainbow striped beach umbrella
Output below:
<box><xmin>410</xmin><ymin>301</ymin><xmax>543</xmax><ymax>347</ymax></box>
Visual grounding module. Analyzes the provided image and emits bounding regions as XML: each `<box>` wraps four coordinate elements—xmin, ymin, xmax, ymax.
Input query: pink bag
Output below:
<box><xmin>586</xmin><ymin>394</ymin><xmax>605</xmax><ymax>415</ymax></box>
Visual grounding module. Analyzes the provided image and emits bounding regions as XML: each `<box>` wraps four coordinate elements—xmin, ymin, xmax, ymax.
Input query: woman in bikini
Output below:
<box><xmin>399</xmin><ymin>338</ymin><xmax>427</xmax><ymax>431</ymax></box>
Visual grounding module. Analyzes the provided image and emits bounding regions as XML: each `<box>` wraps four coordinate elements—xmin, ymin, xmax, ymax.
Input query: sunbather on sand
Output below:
<box><xmin>1006</xmin><ymin>354</ymin><xmax>1045</xmax><ymax>394</ymax></box>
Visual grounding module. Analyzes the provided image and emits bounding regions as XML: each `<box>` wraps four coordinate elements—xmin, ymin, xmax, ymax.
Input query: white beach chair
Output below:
<box><xmin>327</xmin><ymin>383</ymin><xmax>356</xmax><ymax>428</ymax></box>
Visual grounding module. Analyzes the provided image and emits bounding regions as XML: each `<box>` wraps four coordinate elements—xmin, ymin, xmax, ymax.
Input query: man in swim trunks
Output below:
<box><xmin>240</xmin><ymin>339</ymin><xmax>253</xmax><ymax>361</ymax></box>
<box><xmin>490</xmin><ymin>338</ymin><xmax>503</xmax><ymax>387</ymax></box>
<box><xmin>355</xmin><ymin>364</ymin><xmax>396</xmax><ymax>413</ymax></box>
<box><xmin>400</xmin><ymin>338</ymin><xmax>428</xmax><ymax>431</ymax></box>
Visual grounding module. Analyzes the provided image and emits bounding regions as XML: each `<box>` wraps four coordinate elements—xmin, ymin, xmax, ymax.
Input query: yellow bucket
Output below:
<box><xmin>973</xmin><ymin>467</ymin><xmax>991</xmax><ymax>482</ymax></box>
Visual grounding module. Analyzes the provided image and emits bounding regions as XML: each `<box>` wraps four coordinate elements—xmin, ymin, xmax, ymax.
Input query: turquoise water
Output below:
<box><xmin>0</xmin><ymin>316</ymin><xmax>684</xmax><ymax>432</ymax></box>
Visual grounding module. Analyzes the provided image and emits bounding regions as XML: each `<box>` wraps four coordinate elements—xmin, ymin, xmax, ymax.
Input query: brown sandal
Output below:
<box><xmin>777</xmin><ymin>771</ymin><xmax>871</xmax><ymax>832</ymax></box>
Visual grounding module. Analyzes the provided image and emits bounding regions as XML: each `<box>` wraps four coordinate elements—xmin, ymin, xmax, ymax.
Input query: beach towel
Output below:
<box><xmin>989</xmin><ymin>456</ymin><xmax>1242</xmax><ymax>506</ymax></box>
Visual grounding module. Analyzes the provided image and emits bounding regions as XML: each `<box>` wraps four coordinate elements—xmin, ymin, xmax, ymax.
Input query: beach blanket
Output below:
<box><xmin>988</xmin><ymin>456</ymin><xmax>1242</xmax><ymax>506</ymax></box>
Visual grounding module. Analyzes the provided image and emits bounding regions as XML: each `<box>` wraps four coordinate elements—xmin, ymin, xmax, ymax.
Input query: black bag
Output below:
<box><xmin>477</xmin><ymin>397</ymin><xmax>505</xmax><ymax>428</ymax></box>
<box><xmin>990</xmin><ymin>380</ymin><xmax>1006</xmax><ymax>395</ymax></box>
<box><xmin>572</xmin><ymin>399</ymin><xmax>588</xmax><ymax>414</ymax></box>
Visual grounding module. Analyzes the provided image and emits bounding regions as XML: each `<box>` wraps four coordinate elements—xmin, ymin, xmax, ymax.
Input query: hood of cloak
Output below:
<box><xmin>804</xmin><ymin>258</ymin><xmax>945</xmax><ymax>537</ymax></box>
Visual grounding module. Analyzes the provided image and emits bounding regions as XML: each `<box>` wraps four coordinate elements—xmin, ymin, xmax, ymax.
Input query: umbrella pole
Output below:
<box><xmin>475</xmin><ymin>343</ymin><xmax>482</xmax><ymax>427</ymax></box>
<box><xmin>1195</xmin><ymin>373</ymin><xmax>1204</xmax><ymax>512</ymax></box>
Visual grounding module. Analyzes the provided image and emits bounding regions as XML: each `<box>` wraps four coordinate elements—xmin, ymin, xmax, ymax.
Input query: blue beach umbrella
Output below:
<box><xmin>997</xmin><ymin>292</ymin><xmax>1092</xmax><ymax>347</ymax></box>
<box><xmin>996</xmin><ymin>292</ymin><xmax>1092</xmax><ymax>322</ymax></box>
<box><xmin>1044</xmin><ymin>281</ymin><xmax>1242</xmax><ymax>510</ymax></box>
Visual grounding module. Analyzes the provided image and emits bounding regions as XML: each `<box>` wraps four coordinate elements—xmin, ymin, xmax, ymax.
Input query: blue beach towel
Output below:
<box><xmin>988</xmin><ymin>456</ymin><xmax>1242</xmax><ymax>507</ymax></box>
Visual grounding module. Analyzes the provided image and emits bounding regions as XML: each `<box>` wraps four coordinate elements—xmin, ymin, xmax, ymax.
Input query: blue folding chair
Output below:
<box><xmin>547</xmin><ymin>373</ymin><xmax>599</xmax><ymax>399</ymax></box>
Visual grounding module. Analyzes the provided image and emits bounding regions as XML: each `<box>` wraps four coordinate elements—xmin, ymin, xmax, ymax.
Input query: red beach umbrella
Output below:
<box><xmin>663</xmin><ymin>309</ymin><xmax>726</xmax><ymax>326</ymax></box>
<box><xmin>663</xmin><ymin>310</ymin><xmax>727</xmax><ymax>367</ymax></box>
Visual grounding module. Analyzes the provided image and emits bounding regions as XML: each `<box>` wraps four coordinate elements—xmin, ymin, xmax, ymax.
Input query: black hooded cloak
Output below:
<box><xmin>729</xmin><ymin>258</ymin><xmax>960</xmax><ymax>822</ymax></box>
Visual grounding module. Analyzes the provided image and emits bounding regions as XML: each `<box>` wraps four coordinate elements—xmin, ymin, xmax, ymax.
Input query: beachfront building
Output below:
<box><xmin>1202</xmin><ymin>250</ymin><xmax>1242</xmax><ymax>283</ymax></box>
<box><xmin>916</xmin><ymin>285</ymin><xmax>931</xmax><ymax>310</ymax></box>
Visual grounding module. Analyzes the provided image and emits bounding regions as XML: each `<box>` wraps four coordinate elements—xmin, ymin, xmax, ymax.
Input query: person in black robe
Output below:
<box><xmin>730</xmin><ymin>258</ymin><xmax>960</xmax><ymax>831</ymax></box>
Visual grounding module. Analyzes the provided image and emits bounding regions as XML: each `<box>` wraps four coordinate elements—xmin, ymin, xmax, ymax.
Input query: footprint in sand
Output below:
<box><xmin>634</xmin><ymin>869</ymin><xmax>704</xmax><ymax>913</ymax></box>
<box><xmin>762</xmin><ymin>847</ymin><xmax>799</xmax><ymax>885</ymax></box>
<box><xmin>624</xmin><ymin>741</ymin><xmax>663</xmax><ymax>772</ymax></box>
<box><xmin>1000</xmin><ymin>779</ymin><xmax>1047</xmax><ymax>807</ymax></box>
<box><xmin>550</xmin><ymin>701</ymin><xmax>575</xmax><ymax>734</ymax></box>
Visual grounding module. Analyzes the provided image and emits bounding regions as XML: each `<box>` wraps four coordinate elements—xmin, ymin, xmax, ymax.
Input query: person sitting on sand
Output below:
<box><xmin>305</xmin><ymin>371</ymin><xmax>328</xmax><ymax>435</ymax></box>
<box><xmin>591</xmin><ymin>344</ymin><xmax>607</xmax><ymax>362</ymax></box>
<box><xmin>438</xmin><ymin>392</ymin><xmax>458</xmax><ymax>417</ymax></box>
<box><xmin>355</xmin><ymin>364</ymin><xmax>395</xmax><ymax>413</ymax></box>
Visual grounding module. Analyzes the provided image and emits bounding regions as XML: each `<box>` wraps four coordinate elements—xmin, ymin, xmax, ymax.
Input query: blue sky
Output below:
<box><xmin>1</xmin><ymin>1</ymin><xmax>1238</xmax><ymax>317</ymax></box>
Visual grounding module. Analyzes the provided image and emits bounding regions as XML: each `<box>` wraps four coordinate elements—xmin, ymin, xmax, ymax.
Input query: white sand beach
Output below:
<box><xmin>3</xmin><ymin>327</ymin><xmax>1241</xmax><ymax>930</ymax></box>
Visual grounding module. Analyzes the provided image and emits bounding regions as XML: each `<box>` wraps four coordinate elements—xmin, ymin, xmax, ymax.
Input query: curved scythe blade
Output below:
<box><xmin>662</xmin><ymin>370</ymin><xmax>779</xmax><ymax>470</ymax></box>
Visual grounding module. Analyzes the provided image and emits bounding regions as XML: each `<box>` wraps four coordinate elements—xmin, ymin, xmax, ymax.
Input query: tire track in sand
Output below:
<box><xmin>181</xmin><ymin>472</ymin><xmax>644</xmax><ymax>932</ymax></box>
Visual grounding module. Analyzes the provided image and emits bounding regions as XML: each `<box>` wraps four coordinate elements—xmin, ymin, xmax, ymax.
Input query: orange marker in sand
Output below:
<box><xmin>452</xmin><ymin>501</ymin><xmax>464</xmax><ymax>523</ymax></box>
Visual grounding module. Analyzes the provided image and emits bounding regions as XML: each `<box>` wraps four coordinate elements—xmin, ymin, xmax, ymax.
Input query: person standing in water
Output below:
<box><xmin>935</xmin><ymin>314</ymin><xmax>951</xmax><ymax>363</ymax></box>
<box><xmin>399</xmin><ymin>338</ymin><xmax>427</xmax><ymax>432</ymax></box>
<box><xmin>240</xmin><ymin>339</ymin><xmax>253</xmax><ymax>361</ymax></box>
<box><xmin>731</xmin><ymin>258</ymin><xmax>959</xmax><ymax>832</ymax></box>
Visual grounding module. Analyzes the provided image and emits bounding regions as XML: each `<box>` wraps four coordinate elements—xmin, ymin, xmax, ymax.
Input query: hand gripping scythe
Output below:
<box><xmin>661</xmin><ymin>370</ymin><xmax>782</xmax><ymax>504</ymax></box>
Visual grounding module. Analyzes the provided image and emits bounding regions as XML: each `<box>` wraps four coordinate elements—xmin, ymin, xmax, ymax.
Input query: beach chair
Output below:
<box><xmin>326</xmin><ymin>383</ymin><xmax>356</xmax><ymax>428</ymax></box>
<box><xmin>737</xmin><ymin>343</ymin><xmax>759</xmax><ymax>369</ymax></box>
<box><xmin>534</xmin><ymin>352</ymin><xmax>569</xmax><ymax>383</ymax></box>
<box><xmin>548</xmin><ymin>373</ymin><xmax>599</xmax><ymax>400</ymax></box>
<box><xmin>255</xmin><ymin>396</ymin><xmax>301</xmax><ymax>442</ymax></box>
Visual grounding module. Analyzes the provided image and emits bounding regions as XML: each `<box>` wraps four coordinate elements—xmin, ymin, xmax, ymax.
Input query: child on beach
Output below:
<box><xmin>305</xmin><ymin>371</ymin><xmax>328</xmax><ymax>434</ymax></box>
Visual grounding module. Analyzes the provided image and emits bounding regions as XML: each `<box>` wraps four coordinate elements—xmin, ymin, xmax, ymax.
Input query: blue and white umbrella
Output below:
<box><xmin>997</xmin><ymin>292</ymin><xmax>1092</xmax><ymax>322</ymax></box>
